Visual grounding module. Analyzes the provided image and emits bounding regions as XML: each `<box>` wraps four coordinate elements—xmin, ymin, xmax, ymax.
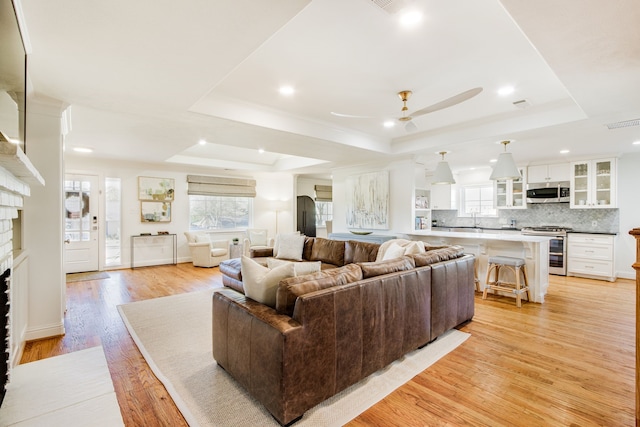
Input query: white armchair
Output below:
<box><xmin>243</xmin><ymin>228</ymin><xmax>275</xmax><ymax>257</ymax></box>
<box><xmin>184</xmin><ymin>232</ymin><xmax>230</xmax><ymax>267</ymax></box>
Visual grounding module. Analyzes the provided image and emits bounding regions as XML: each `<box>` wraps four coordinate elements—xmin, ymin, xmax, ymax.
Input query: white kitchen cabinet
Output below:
<box><xmin>570</xmin><ymin>158</ymin><xmax>616</xmax><ymax>208</ymax></box>
<box><xmin>527</xmin><ymin>163</ymin><xmax>570</xmax><ymax>184</ymax></box>
<box><xmin>567</xmin><ymin>233</ymin><xmax>616</xmax><ymax>281</ymax></box>
<box><xmin>430</xmin><ymin>184</ymin><xmax>453</xmax><ymax>210</ymax></box>
<box><xmin>495</xmin><ymin>168</ymin><xmax>527</xmax><ymax>209</ymax></box>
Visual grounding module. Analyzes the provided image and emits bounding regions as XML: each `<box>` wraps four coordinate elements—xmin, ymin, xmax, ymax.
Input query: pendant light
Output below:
<box><xmin>489</xmin><ymin>140</ymin><xmax>521</xmax><ymax>180</ymax></box>
<box><xmin>432</xmin><ymin>151</ymin><xmax>456</xmax><ymax>185</ymax></box>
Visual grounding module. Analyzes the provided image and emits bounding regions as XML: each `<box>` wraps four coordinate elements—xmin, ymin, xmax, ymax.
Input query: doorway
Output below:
<box><xmin>64</xmin><ymin>174</ymin><xmax>100</xmax><ymax>273</ymax></box>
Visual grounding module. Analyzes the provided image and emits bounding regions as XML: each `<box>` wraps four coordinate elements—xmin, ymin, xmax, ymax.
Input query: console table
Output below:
<box><xmin>130</xmin><ymin>234</ymin><xmax>177</xmax><ymax>269</ymax></box>
<box><xmin>328</xmin><ymin>233</ymin><xmax>397</xmax><ymax>244</ymax></box>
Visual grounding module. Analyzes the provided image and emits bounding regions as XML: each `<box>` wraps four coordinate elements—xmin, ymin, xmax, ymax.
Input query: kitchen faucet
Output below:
<box><xmin>472</xmin><ymin>212</ymin><xmax>480</xmax><ymax>227</ymax></box>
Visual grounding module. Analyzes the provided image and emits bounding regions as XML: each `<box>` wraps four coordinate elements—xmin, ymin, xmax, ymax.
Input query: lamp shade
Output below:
<box><xmin>489</xmin><ymin>152</ymin><xmax>521</xmax><ymax>180</ymax></box>
<box><xmin>432</xmin><ymin>160</ymin><xmax>456</xmax><ymax>184</ymax></box>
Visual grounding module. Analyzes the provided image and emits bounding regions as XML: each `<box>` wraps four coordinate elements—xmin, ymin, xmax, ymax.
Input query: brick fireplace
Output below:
<box><xmin>0</xmin><ymin>133</ymin><xmax>44</xmax><ymax>406</ymax></box>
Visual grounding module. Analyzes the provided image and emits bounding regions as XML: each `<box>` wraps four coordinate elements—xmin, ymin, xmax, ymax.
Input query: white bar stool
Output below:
<box><xmin>482</xmin><ymin>256</ymin><xmax>531</xmax><ymax>307</ymax></box>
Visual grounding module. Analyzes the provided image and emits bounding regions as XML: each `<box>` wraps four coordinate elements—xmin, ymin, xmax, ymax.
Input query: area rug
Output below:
<box><xmin>0</xmin><ymin>346</ymin><xmax>124</xmax><ymax>426</ymax></box>
<box><xmin>118</xmin><ymin>289</ymin><xmax>470</xmax><ymax>427</ymax></box>
<box><xmin>66</xmin><ymin>271</ymin><xmax>110</xmax><ymax>283</ymax></box>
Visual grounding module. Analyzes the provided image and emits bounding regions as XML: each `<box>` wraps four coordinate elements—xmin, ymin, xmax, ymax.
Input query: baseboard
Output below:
<box><xmin>24</xmin><ymin>322</ymin><xmax>65</xmax><ymax>341</ymax></box>
<box><xmin>616</xmin><ymin>271</ymin><xmax>635</xmax><ymax>280</ymax></box>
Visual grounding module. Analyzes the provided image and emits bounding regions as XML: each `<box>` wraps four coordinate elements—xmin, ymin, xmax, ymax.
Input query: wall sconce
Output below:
<box><xmin>489</xmin><ymin>140</ymin><xmax>521</xmax><ymax>180</ymax></box>
<box><xmin>432</xmin><ymin>151</ymin><xmax>456</xmax><ymax>185</ymax></box>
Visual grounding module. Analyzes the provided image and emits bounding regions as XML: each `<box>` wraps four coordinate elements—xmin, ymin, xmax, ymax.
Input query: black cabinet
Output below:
<box><xmin>297</xmin><ymin>195</ymin><xmax>316</xmax><ymax>237</ymax></box>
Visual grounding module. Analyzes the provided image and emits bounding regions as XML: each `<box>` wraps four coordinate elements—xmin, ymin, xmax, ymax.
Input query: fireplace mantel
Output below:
<box><xmin>0</xmin><ymin>132</ymin><xmax>45</xmax><ymax>187</ymax></box>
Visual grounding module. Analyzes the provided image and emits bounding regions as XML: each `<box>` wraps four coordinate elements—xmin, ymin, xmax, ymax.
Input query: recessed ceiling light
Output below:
<box><xmin>279</xmin><ymin>86</ymin><xmax>295</xmax><ymax>96</ymax></box>
<box><xmin>498</xmin><ymin>86</ymin><xmax>515</xmax><ymax>96</ymax></box>
<box><xmin>399</xmin><ymin>10</ymin><xmax>423</xmax><ymax>28</ymax></box>
<box><xmin>73</xmin><ymin>147</ymin><xmax>93</xmax><ymax>153</ymax></box>
<box><xmin>258</xmin><ymin>148</ymin><xmax>265</xmax><ymax>154</ymax></box>
<box><xmin>489</xmin><ymin>158</ymin><xmax>498</xmax><ymax>163</ymax></box>
<box><xmin>198</xmin><ymin>139</ymin><xmax>207</xmax><ymax>145</ymax></box>
<box><xmin>560</xmin><ymin>149</ymin><xmax>570</xmax><ymax>154</ymax></box>
<box><xmin>633</xmin><ymin>140</ymin><xmax>640</xmax><ymax>145</ymax></box>
<box><xmin>383</xmin><ymin>121</ymin><xmax>395</xmax><ymax>128</ymax></box>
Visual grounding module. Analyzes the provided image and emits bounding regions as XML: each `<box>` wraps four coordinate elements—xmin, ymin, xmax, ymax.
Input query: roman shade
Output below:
<box><xmin>187</xmin><ymin>175</ymin><xmax>256</xmax><ymax>197</ymax></box>
<box><xmin>314</xmin><ymin>185</ymin><xmax>332</xmax><ymax>202</ymax></box>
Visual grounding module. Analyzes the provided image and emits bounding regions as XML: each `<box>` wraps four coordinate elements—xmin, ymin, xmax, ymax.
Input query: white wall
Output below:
<box><xmin>23</xmin><ymin>97</ymin><xmax>66</xmax><ymax>340</ymax></box>
<box><xmin>615</xmin><ymin>152</ymin><xmax>640</xmax><ymax>279</ymax></box>
<box><xmin>64</xmin><ymin>157</ymin><xmax>296</xmax><ymax>268</ymax></box>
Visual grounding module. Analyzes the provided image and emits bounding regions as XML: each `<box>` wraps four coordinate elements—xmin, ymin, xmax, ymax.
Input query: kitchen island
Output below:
<box><xmin>404</xmin><ymin>230</ymin><xmax>551</xmax><ymax>303</ymax></box>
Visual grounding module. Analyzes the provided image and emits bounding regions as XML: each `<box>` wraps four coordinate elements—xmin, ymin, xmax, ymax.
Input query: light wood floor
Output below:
<box><xmin>21</xmin><ymin>264</ymin><xmax>635</xmax><ymax>426</ymax></box>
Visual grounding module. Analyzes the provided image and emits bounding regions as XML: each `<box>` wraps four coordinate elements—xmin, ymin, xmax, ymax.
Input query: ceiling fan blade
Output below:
<box><xmin>411</xmin><ymin>87</ymin><xmax>483</xmax><ymax>118</ymax></box>
<box><xmin>330</xmin><ymin>111</ymin><xmax>377</xmax><ymax>119</ymax></box>
<box><xmin>405</xmin><ymin>121</ymin><xmax>418</xmax><ymax>132</ymax></box>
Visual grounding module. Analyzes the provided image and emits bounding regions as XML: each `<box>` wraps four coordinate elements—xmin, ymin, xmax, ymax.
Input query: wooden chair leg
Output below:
<box><xmin>515</xmin><ymin>266</ymin><xmax>522</xmax><ymax>308</ymax></box>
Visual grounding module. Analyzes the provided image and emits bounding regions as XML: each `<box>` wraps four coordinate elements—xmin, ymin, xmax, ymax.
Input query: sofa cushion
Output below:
<box><xmin>274</xmin><ymin>233</ymin><xmax>306</xmax><ymax>261</ymax></box>
<box><xmin>248</xmin><ymin>229</ymin><xmax>268</xmax><ymax>246</ymax></box>
<box><xmin>241</xmin><ymin>256</ymin><xmax>296</xmax><ymax>308</ymax></box>
<box><xmin>308</xmin><ymin>237</ymin><xmax>345</xmax><ymax>266</ymax></box>
<box><xmin>219</xmin><ymin>258</ymin><xmax>242</xmax><ymax>281</ymax></box>
<box><xmin>403</xmin><ymin>240</ymin><xmax>426</xmax><ymax>255</ymax></box>
<box><xmin>344</xmin><ymin>240</ymin><xmax>380</xmax><ymax>264</ymax></box>
<box><xmin>273</xmin><ymin>231</ymin><xmax>300</xmax><ymax>257</ymax></box>
<box><xmin>194</xmin><ymin>233</ymin><xmax>210</xmax><ymax>244</ymax></box>
<box><xmin>358</xmin><ymin>256</ymin><xmax>416</xmax><ymax>279</ymax></box>
<box><xmin>276</xmin><ymin>264</ymin><xmax>363</xmax><ymax>316</ymax></box>
<box><xmin>267</xmin><ymin>258</ymin><xmax>322</xmax><ymax>276</ymax></box>
<box><xmin>411</xmin><ymin>245</ymin><xmax>465</xmax><ymax>267</ymax></box>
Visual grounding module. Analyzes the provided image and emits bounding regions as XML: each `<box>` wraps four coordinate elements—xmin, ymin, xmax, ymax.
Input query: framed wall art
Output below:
<box><xmin>138</xmin><ymin>176</ymin><xmax>175</xmax><ymax>201</ymax></box>
<box><xmin>140</xmin><ymin>201</ymin><xmax>171</xmax><ymax>223</ymax></box>
<box><xmin>345</xmin><ymin>170</ymin><xmax>389</xmax><ymax>230</ymax></box>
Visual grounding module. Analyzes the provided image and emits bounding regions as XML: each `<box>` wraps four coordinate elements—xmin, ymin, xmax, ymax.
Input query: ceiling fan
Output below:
<box><xmin>332</xmin><ymin>87</ymin><xmax>483</xmax><ymax>132</ymax></box>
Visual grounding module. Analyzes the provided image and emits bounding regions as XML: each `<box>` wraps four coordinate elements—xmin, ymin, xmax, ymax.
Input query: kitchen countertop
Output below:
<box><xmin>409</xmin><ymin>230</ymin><xmax>551</xmax><ymax>242</ymax></box>
<box><xmin>567</xmin><ymin>230</ymin><xmax>618</xmax><ymax>235</ymax></box>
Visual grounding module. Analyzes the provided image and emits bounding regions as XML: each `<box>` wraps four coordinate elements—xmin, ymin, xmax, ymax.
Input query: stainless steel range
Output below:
<box><xmin>521</xmin><ymin>226</ymin><xmax>571</xmax><ymax>276</ymax></box>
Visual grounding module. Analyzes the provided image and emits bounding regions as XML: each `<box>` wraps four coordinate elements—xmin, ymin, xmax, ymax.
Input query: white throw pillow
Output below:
<box><xmin>241</xmin><ymin>256</ymin><xmax>296</xmax><ymax>307</ymax></box>
<box><xmin>249</xmin><ymin>229</ymin><xmax>268</xmax><ymax>247</ymax></box>
<box><xmin>404</xmin><ymin>241</ymin><xmax>426</xmax><ymax>256</ymax></box>
<box><xmin>267</xmin><ymin>258</ymin><xmax>321</xmax><ymax>276</ymax></box>
<box><xmin>194</xmin><ymin>234</ymin><xmax>210</xmax><ymax>244</ymax></box>
<box><xmin>273</xmin><ymin>231</ymin><xmax>300</xmax><ymax>257</ymax></box>
<box><xmin>382</xmin><ymin>242</ymin><xmax>406</xmax><ymax>260</ymax></box>
<box><xmin>275</xmin><ymin>233</ymin><xmax>305</xmax><ymax>261</ymax></box>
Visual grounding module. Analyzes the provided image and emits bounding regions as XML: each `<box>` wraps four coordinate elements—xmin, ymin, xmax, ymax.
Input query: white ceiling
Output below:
<box><xmin>19</xmin><ymin>0</ymin><xmax>640</xmax><ymax>177</ymax></box>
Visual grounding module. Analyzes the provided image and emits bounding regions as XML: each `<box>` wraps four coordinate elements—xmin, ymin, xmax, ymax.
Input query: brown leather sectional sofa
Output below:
<box><xmin>213</xmin><ymin>237</ymin><xmax>475</xmax><ymax>425</ymax></box>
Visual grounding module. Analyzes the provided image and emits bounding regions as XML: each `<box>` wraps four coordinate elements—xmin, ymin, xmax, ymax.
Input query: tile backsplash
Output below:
<box><xmin>432</xmin><ymin>204</ymin><xmax>619</xmax><ymax>233</ymax></box>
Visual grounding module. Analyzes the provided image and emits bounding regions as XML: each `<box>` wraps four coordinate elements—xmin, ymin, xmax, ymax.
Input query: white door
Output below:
<box><xmin>64</xmin><ymin>174</ymin><xmax>100</xmax><ymax>273</ymax></box>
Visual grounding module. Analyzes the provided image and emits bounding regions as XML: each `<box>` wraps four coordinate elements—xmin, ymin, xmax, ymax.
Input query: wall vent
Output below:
<box><xmin>512</xmin><ymin>99</ymin><xmax>531</xmax><ymax>109</ymax></box>
<box><xmin>606</xmin><ymin>118</ymin><xmax>640</xmax><ymax>130</ymax></box>
<box><xmin>368</xmin><ymin>0</ymin><xmax>407</xmax><ymax>14</ymax></box>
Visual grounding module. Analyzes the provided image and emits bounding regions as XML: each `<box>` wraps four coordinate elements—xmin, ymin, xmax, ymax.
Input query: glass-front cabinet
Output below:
<box><xmin>495</xmin><ymin>168</ymin><xmax>527</xmax><ymax>209</ymax></box>
<box><xmin>413</xmin><ymin>188</ymin><xmax>431</xmax><ymax>230</ymax></box>
<box><xmin>570</xmin><ymin>158</ymin><xmax>616</xmax><ymax>208</ymax></box>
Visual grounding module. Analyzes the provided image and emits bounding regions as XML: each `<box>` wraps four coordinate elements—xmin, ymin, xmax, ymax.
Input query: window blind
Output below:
<box><xmin>314</xmin><ymin>185</ymin><xmax>332</xmax><ymax>201</ymax></box>
<box><xmin>187</xmin><ymin>175</ymin><xmax>256</xmax><ymax>197</ymax></box>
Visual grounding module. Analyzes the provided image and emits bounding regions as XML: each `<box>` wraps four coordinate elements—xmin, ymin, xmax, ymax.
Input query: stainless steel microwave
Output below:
<box><xmin>526</xmin><ymin>182</ymin><xmax>570</xmax><ymax>203</ymax></box>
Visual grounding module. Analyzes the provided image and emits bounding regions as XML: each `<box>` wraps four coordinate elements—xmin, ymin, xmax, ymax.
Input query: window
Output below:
<box><xmin>189</xmin><ymin>195</ymin><xmax>251</xmax><ymax>230</ymax></box>
<box><xmin>105</xmin><ymin>177</ymin><xmax>121</xmax><ymax>266</ymax></box>
<box><xmin>315</xmin><ymin>201</ymin><xmax>333</xmax><ymax>227</ymax></box>
<box><xmin>459</xmin><ymin>184</ymin><xmax>496</xmax><ymax>217</ymax></box>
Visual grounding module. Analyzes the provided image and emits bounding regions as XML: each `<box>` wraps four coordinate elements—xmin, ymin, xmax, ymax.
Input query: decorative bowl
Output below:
<box><xmin>350</xmin><ymin>230</ymin><xmax>373</xmax><ymax>235</ymax></box>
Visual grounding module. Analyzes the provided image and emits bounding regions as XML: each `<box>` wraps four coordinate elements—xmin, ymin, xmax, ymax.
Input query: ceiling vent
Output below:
<box><xmin>606</xmin><ymin>118</ymin><xmax>640</xmax><ymax>130</ymax></box>
<box><xmin>368</xmin><ymin>0</ymin><xmax>407</xmax><ymax>14</ymax></box>
<box><xmin>512</xmin><ymin>99</ymin><xmax>531</xmax><ymax>109</ymax></box>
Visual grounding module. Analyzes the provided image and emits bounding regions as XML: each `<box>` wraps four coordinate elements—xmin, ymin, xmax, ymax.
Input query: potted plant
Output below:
<box><xmin>232</xmin><ymin>238</ymin><xmax>239</xmax><ymax>245</ymax></box>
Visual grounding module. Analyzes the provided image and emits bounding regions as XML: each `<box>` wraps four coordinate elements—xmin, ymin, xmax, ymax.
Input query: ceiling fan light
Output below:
<box><xmin>433</xmin><ymin>160</ymin><xmax>455</xmax><ymax>184</ymax></box>
<box><xmin>490</xmin><ymin>152</ymin><xmax>521</xmax><ymax>180</ymax></box>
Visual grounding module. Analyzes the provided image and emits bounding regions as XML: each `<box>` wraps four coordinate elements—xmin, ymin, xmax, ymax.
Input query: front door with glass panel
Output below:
<box><xmin>64</xmin><ymin>174</ymin><xmax>99</xmax><ymax>273</ymax></box>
